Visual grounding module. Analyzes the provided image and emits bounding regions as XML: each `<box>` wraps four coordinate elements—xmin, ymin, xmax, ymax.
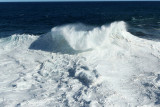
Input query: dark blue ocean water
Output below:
<box><xmin>0</xmin><ymin>1</ymin><xmax>160</xmax><ymax>38</ymax></box>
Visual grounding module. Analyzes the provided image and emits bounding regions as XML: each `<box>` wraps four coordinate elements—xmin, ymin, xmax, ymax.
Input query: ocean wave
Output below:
<box><xmin>1</xmin><ymin>21</ymin><xmax>160</xmax><ymax>106</ymax></box>
<box><xmin>0</xmin><ymin>34</ymin><xmax>38</xmax><ymax>47</ymax></box>
<box><xmin>29</xmin><ymin>21</ymin><xmax>139</xmax><ymax>54</ymax></box>
<box><xmin>0</xmin><ymin>34</ymin><xmax>38</xmax><ymax>54</ymax></box>
<box><xmin>51</xmin><ymin>21</ymin><xmax>130</xmax><ymax>51</ymax></box>
<box><xmin>1</xmin><ymin>21</ymin><xmax>159</xmax><ymax>53</ymax></box>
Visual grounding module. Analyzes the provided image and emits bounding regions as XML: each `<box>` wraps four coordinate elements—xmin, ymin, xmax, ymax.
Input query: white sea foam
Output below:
<box><xmin>0</xmin><ymin>21</ymin><xmax>160</xmax><ymax>107</ymax></box>
<box><xmin>51</xmin><ymin>21</ymin><xmax>129</xmax><ymax>51</ymax></box>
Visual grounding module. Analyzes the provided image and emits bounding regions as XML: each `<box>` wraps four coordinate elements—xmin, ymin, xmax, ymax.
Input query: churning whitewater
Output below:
<box><xmin>0</xmin><ymin>21</ymin><xmax>160</xmax><ymax>107</ymax></box>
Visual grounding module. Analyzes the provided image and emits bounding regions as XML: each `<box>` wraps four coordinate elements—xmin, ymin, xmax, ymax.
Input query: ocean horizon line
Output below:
<box><xmin>0</xmin><ymin>0</ymin><xmax>160</xmax><ymax>3</ymax></box>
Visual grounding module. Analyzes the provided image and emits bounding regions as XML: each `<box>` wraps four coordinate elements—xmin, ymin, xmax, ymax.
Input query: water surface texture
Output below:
<box><xmin>0</xmin><ymin>2</ymin><xmax>160</xmax><ymax>107</ymax></box>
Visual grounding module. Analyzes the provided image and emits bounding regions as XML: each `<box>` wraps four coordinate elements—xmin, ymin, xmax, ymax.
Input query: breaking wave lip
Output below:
<box><xmin>29</xmin><ymin>21</ymin><xmax>141</xmax><ymax>54</ymax></box>
<box><xmin>50</xmin><ymin>21</ymin><xmax>129</xmax><ymax>51</ymax></box>
<box><xmin>0</xmin><ymin>34</ymin><xmax>38</xmax><ymax>52</ymax></box>
<box><xmin>1</xmin><ymin>21</ymin><xmax>160</xmax><ymax>54</ymax></box>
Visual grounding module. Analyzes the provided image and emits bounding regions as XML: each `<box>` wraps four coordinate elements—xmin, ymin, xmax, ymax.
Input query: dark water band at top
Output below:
<box><xmin>0</xmin><ymin>1</ymin><xmax>160</xmax><ymax>38</ymax></box>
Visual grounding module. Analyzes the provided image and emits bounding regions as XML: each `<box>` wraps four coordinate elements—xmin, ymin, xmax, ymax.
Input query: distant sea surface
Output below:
<box><xmin>0</xmin><ymin>1</ymin><xmax>160</xmax><ymax>38</ymax></box>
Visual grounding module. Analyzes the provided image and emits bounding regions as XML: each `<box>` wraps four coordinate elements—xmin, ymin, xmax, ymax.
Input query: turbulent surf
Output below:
<box><xmin>0</xmin><ymin>21</ymin><xmax>160</xmax><ymax>107</ymax></box>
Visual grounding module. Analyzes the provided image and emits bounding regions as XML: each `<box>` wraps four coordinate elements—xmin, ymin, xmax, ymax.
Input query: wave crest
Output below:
<box><xmin>0</xmin><ymin>34</ymin><xmax>38</xmax><ymax>51</ymax></box>
<box><xmin>51</xmin><ymin>21</ymin><xmax>129</xmax><ymax>51</ymax></box>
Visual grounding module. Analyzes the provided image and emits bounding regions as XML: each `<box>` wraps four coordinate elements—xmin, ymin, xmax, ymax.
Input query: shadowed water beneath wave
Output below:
<box><xmin>29</xmin><ymin>32</ymin><xmax>78</xmax><ymax>54</ymax></box>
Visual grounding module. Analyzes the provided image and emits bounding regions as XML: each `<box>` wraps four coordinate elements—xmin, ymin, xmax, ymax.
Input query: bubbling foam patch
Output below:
<box><xmin>1</xmin><ymin>21</ymin><xmax>160</xmax><ymax>106</ymax></box>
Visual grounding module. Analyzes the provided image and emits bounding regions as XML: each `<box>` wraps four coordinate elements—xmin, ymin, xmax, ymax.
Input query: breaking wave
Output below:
<box><xmin>51</xmin><ymin>21</ymin><xmax>130</xmax><ymax>51</ymax></box>
<box><xmin>1</xmin><ymin>21</ymin><xmax>160</xmax><ymax>106</ymax></box>
<box><xmin>28</xmin><ymin>21</ymin><xmax>143</xmax><ymax>54</ymax></box>
<box><xmin>1</xmin><ymin>21</ymin><xmax>160</xmax><ymax>55</ymax></box>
